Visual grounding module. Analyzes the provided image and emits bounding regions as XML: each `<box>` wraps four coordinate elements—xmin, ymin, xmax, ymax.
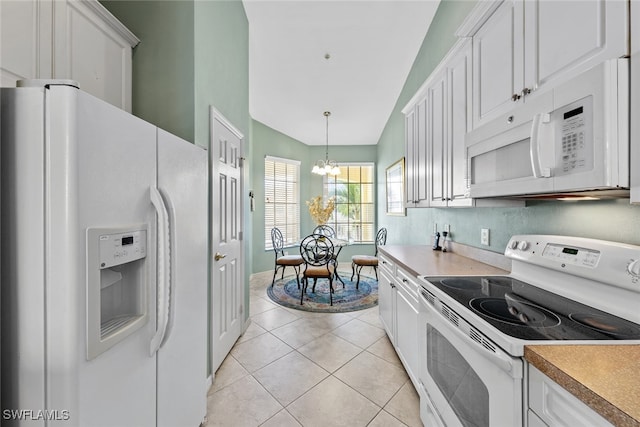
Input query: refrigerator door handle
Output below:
<box><xmin>150</xmin><ymin>186</ymin><xmax>171</xmax><ymax>356</ymax></box>
<box><xmin>160</xmin><ymin>188</ymin><xmax>177</xmax><ymax>348</ymax></box>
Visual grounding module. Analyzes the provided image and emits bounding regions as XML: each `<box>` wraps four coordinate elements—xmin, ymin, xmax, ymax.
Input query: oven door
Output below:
<box><xmin>418</xmin><ymin>288</ymin><xmax>523</xmax><ymax>427</ymax></box>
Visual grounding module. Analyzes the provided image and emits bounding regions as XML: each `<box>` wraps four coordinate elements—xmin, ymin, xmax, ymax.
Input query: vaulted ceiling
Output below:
<box><xmin>243</xmin><ymin>0</ymin><xmax>440</xmax><ymax>146</ymax></box>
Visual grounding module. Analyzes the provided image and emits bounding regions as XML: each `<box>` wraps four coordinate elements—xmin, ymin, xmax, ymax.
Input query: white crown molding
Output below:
<box><xmin>80</xmin><ymin>0</ymin><xmax>140</xmax><ymax>47</ymax></box>
<box><xmin>455</xmin><ymin>0</ymin><xmax>504</xmax><ymax>38</ymax></box>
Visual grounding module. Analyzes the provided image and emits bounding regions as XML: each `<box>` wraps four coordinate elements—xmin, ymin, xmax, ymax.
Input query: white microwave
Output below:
<box><xmin>465</xmin><ymin>59</ymin><xmax>629</xmax><ymax>199</ymax></box>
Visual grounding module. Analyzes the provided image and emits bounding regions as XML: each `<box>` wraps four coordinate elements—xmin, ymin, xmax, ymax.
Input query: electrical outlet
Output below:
<box><xmin>444</xmin><ymin>224</ymin><xmax>450</xmax><ymax>233</ymax></box>
<box><xmin>481</xmin><ymin>228</ymin><xmax>490</xmax><ymax>246</ymax></box>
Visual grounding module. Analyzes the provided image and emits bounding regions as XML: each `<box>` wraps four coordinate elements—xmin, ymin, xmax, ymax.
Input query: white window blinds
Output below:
<box><xmin>264</xmin><ymin>156</ymin><xmax>300</xmax><ymax>249</ymax></box>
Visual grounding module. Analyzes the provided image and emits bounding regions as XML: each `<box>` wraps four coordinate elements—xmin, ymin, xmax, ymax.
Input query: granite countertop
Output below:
<box><xmin>378</xmin><ymin>244</ymin><xmax>509</xmax><ymax>277</ymax></box>
<box><xmin>525</xmin><ymin>345</ymin><xmax>640</xmax><ymax>427</ymax></box>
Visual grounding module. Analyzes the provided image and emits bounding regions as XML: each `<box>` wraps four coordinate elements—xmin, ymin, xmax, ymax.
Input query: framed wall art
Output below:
<box><xmin>386</xmin><ymin>158</ymin><xmax>405</xmax><ymax>216</ymax></box>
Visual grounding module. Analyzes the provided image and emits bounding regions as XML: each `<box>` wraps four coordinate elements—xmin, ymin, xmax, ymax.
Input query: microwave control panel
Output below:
<box><xmin>555</xmin><ymin>96</ymin><xmax>593</xmax><ymax>176</ymax></box>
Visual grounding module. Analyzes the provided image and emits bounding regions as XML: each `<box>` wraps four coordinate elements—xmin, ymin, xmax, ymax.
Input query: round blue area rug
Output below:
<box><xmin>267</xmin><ymin>275</ymin><xmax>378</xmax><ymax>313</ymax></box>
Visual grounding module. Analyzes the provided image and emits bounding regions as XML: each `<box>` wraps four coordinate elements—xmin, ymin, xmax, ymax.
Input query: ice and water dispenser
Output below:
<box><xmin>86</xmin><ymin>226</ymin><xmax>148</xmax><ymax>360</ymax></box>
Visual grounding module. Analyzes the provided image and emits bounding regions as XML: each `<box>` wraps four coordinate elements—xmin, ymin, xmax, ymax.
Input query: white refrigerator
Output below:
<box><xmin>1</xmin><ymin>81</ymin><xmax>208</xmax><ymax>426</ymax></box>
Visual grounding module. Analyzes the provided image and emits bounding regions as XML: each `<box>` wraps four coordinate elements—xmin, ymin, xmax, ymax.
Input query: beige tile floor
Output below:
<box><xmin>205</xmin><ymin>270</ymin><xmax>423</xmax><ymax>427</ymax></box>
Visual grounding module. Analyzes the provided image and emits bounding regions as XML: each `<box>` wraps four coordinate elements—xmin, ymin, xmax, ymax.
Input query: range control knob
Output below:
<box><xmin>509</xmin><ymin>240</ymin><xmax>519</xmax><ymax>250</ymax></box>
<box><xmin>627</xmin><ymin>259</ymin><xmax>640</xmax><ymax>277</ymax></box>
<box><xmin>517</xmin><ymin>241</ymin><xmax>530</xmax><ymax>251</ymax></box>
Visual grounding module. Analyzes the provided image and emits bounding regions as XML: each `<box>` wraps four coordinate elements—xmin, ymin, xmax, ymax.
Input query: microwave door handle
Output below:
<box><xmin>530</xmin><ymin>113</ymin><xmax>552</xmax><ymax>178</ymax></box>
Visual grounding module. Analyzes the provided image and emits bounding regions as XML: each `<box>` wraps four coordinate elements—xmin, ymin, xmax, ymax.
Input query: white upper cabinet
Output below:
<box><xmin>405</xmin><ymin>97</ymin><xmax>430</xmax><ymax>207</ymax></box>
<box><xmin>0</xmin><ymin>0</ymin><xmax>139</xmax><ymax>112</ymax></box>
<box><xmin>467</xmin><ymin>0</ymin><xmax>628</xmax><ymax>130</ymax></box>
<box><xmin>447</xmin><ymin>42</ymin><xmax>474</xmax><ymax>206</ymax></box>
<box><xmin>523</xmin><ymin>0</ymin><xmax>628</xmax><ymax>95</ymax></box>
<box><xmin>471</xmin><ymin>0</ymin><xmax>524</xmax><ymax>129</ymax></box>
<box><xmin>427</xmin><ymin>69</ymin><xmax>447</xmax><ymax>207</ymax></box>
<box><xmin>404</xmin><ymin>39</ymin><xmax>474</xmax><ymax>208</ymax></box>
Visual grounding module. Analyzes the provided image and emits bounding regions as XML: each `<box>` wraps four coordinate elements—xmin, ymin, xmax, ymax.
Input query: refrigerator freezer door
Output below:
<box><xmin>156</xmin><ymin>129</ymin><xmax>208</xmax><ymax>427</ymax></box>
<box><xmin>56</xmin><ymin>87</ymin><xmax>158</xmax><ymax>426</ymax></box>
<box><xmin>1</xmin><ymin>86</ymin><xmax>48</xmax><ymax>420</ymax></box>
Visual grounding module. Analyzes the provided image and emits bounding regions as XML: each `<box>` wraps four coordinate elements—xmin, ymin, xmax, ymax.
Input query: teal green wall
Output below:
<box><xmin>377</xmin><ymin>0</ymin><xmax>640</xmax><ymax>252</ymax></box>
<box><xmin>101</xmin><ymin>0</ymin><xmax>196</xmax><ymax>142</ymax></box>
<box><xmin>101</xmin><ymin>0</ymin><xmax>251</xmax><ymax>375</ymax></box>
<box><xmin>251</xmin><ymin>120</ymin><xmax>377</xmax><ymax>273</ymax></box>
<box><xmin>194</xmin><ymin>0</ymin><xmax>250</xmax><ymax>145</ymax></box>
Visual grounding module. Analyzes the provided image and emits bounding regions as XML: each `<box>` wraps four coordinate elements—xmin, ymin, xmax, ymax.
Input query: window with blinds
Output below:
<box><xmin>324</xmin><ymin>163</ymin><xmax>375</xmax><ymax>244</ymax></box>
<box><xmin>264</xmin><ymin>156</ymin><xmax>300</xmax><ymax>250</ymax></box>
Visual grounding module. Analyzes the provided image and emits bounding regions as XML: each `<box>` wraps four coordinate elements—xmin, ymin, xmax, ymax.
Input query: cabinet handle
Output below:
<box><xmin>522</xmin><ymin>87</ymin><xmax>532</xmax><ymax>96</ymax></box>
<box><xmin>511</xmin><ymin>93</ymin><xmax>521</xmax><ymax>101</ymax></box>
<box><xmin>402</xmin><ymin>278</ymin><xmax>408</xmax><ymax>283</ymax></box>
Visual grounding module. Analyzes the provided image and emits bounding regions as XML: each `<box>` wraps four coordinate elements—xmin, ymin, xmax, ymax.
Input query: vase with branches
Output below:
<box><xmin>306</xmin><ymin>196</ymin><xmax>335</xmax><ymax>225</ymax></box>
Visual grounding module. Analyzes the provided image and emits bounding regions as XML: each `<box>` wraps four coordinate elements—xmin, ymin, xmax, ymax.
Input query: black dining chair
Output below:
<box><xmin>351</xmin><ymin>228</ymin><xmax>387</xmax><ymax>289</ymax></box>
<box><xmin>312</xmin><ymin>224</ymin><xmax>336</xmax><ymax>238</ymax></box>
<box><xmin>270</xmin><ymin>227</ymin><xmax>304</xmax><ymax>288</ymax></box>
<box><xmin>312</xmin><ymin>224</ymin><xmax>346</xmax><ymax>286</ymax></box>
<box><xmin>299</xmin><ymin>233</ymin><xmax>336</xmax><ymax>305</ymax></box>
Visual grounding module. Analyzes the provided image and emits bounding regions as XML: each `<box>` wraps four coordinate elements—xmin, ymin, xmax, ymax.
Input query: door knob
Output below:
<box><xmin>214</xmin><ymin>252</ymin><xmax>227</xmax><ymax>261</ymax></box>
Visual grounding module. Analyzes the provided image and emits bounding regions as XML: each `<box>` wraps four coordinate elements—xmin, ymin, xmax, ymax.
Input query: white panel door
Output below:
<box><xmin>156</xmin><ymin>129</ymin><xmax>208</xmax><ymax>427</ymax></box>
<box><xmin>210</xmin><ymin>108</ymin><xmax>244</xmax><ymax>373</ymax></box>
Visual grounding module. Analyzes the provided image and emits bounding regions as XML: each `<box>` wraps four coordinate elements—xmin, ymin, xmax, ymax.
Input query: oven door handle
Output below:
<box><xmin>423</xmin><ymin>296</ymin><xmax>520</xmax><ymax>376</ymax></box>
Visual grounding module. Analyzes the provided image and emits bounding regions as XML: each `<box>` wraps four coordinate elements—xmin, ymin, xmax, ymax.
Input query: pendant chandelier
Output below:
<box><xmin>312</xmin><ymin>111</ymin><xmax>340</xmax><ymax>176</ymax></box>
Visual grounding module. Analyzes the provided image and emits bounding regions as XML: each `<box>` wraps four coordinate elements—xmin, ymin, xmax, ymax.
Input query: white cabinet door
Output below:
<box><xmin>0</xmin><ymin>0</ymin><xmax>137</xmax><ymax>111</ymax></box>
<box><xmin>53</xmin><ymin>0</ymin><xmax>138</xmax><ymax>112</ymax></box>
<box><xmin>447</xmin><ymin>41</ymin><xmax>473</xmax><ymax>206</ymax></box>
<box><xmin>472</xmin><ymin>0</ymin><xmax>627</xmax><ymax>130</ymax></box>
<box><xmin>472</xmin><ymin>0</ymin><xmax>524</xmax><ymax>129</ymax></box>
<box><xmin>415</xmin><ymin>97</ymin><xmax>429</xmax><ymax>207</ymax></box>
<box><xmin>395</xmin><ymin>281</ymin><xmax>420</xmax><ymax>386</ymax></box>
<box><xmin>428</xmin><ymin>71</ymin><xmax>447</xmax><ymax>207</ymax></box>
<box><xmin>528</xmin><ymin>365</ymin><xmax>613</xmax><ymax>427</ymax></box>
<box><xmin>404</xmin><ymin>109</ymin><xmax>416</xmax><ymax>207</ymax></box>
<box><xmin>523</xmin><ymin>0</ymin><xmax>628</xmax><ymax>95</ymax></box>
<box><xmin>378</xmin><ymin>269</ymin><xmax>395</xmax><ymax>344</ymax></box>
<box><xmin>405</xmin><ymin>98</ymin><xmax>429</xmax><ymax>207</ymax></box>
<box><xmin>0</xmin><ymin>0</ymin><xmax>53</xmax><ymax>86</ymax></box>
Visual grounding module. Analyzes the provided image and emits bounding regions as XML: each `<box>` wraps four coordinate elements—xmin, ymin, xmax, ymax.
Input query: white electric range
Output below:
<box><xmin>417</xmin><ymin>235</ymin><xmax>640</xmax><ymax>427</ymax></box>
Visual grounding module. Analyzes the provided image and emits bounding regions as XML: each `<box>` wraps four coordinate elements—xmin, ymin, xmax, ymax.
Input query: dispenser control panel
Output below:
<box><xmin>99</xmin><ymin>229</ymin><xmax>147</xmax><ymax>269</ymax></box>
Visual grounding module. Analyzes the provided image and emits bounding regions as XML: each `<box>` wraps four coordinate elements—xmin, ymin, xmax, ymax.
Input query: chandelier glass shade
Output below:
<box><xmin>312</xmin><ymin>111</ymin><xmax>340</xmax><ymax>176</ymax></box>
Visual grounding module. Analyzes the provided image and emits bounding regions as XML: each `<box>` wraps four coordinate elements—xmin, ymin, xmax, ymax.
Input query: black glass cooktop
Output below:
<box><xmin>422</xmin><ymin>276</ymin><xmax>640</xmax><ymax>341</ymax></box>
